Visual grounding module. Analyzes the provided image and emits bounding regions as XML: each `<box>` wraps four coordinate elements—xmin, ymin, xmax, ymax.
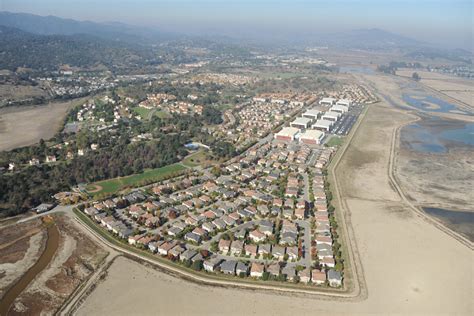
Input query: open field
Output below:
<box><xmin>396</xmin><ymin>145</ymin><xmax>474</xmax><ymax>211</ymax></box>
<box><xmin>87</xmin><ymin>163</ymin><xmax>188</xmax><ymax>196</ymax></box>
<box><xmin>0</xmin><ymin>84</ymin><xmax>48</xmax><ymax>102</ymax></box>
<box><xmin>76</xmin><ymin>99</ymin><xmax>473</xmax><ymax>315</ymax></box>
<box><xmin>396</xmin><ymin>69</ymin><xmax>474</xmax><ymax>108</ymax></box>
<box><xmin>181</xmin><ymin>150</ymin><xmax>214</xmax><ymax>167</ymax></box>
<box><xmin>325</xmin><ymin>135</ymin><xmax>344</xmax><ymax>147</ymax></box>
<box><xmin>2</xmin><ymin>214</ymin><xmax>108</xmax><ymax>315</ymax></box>
<box><xmin>133</xmin><ymin>107</ymin><xmax>171</xmax><ymax>120</ymax></box>
<box><xmin>0</xmin><ymin>98</ymin><xmax>87</xmax><ymax>151</ymax></box>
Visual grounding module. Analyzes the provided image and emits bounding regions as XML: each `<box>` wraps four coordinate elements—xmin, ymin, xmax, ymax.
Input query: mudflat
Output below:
<box><xmin>76</xmin><ymin>101</ymin><xmax>473</xmax><ymax>315</ymax></box>
<box><xmin>0</xmin><ymin>98</ymin><xmax>86</xmax><ymax>151</ymax></box>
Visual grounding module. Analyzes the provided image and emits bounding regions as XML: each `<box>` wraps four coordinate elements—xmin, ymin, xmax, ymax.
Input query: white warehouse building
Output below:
<box><xmin>319</xmin><ymin>97</ymin><xmax>336</xmax><ymax>106</ymax></box>
<box><xmin>290</xmin><ymin>117</ymin><xmax>312</xmax><ymax>129</ymax></box>
<box><xmin>336</xmin><ymin>99</ymin><xmax>352</xmax><ymax>107</ymax></box>
<box><xmin>330</xmin><ymin>104</ymin><xmax>349</xmax><ymax>113</ymax></box>
<box><xmin>321</xmin><ymin>111</ymin><xmax>341</xmax><ymax>122</ymax></box>
<box><xmin>274</xmin><ymin>127</ymin><xmax>300</xmax><ymax>142</ymax></box>
<box><xmin>313</xmin><ymin>119</ymin><xmax>333</xmax><ymax>132</ymax></box>
<box><xmin>299</xmin><ymin>129</ymin><xmax>325</xmax><ymax>145</ymax></box>
<box><xmin>302</xmin><ymin>109</ymin><xmax>321</xmax><ymax>122</ymax></box>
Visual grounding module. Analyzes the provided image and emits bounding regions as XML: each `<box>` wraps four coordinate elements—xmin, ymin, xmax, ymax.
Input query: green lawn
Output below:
<box><xmin>325</xmin><ymin>136</ymin><xmax>344</xmax><ymax>147</ymax></box>
<box><xmin>154</xmin><ymin>110</ymin><xmax>171</xmax><ymax>119</ymax></box>
<box><xmin>182</xmin><ymin>150</ymin><xmax>213</xmax><ymax>167</ymax></box>
<box><xmin>259</xmin><ymin>72</ymin><xmax>305</xmax><ymax>79</ymax></box>
<box><xmin>88</xmin><ymin>163</ymin><xmax>188</xmax><ymax>196</ymax></box>
<box><xmin>132</xmin><ymin>107</ymin><xmax>152</xmax><ymax>119</ymax></box>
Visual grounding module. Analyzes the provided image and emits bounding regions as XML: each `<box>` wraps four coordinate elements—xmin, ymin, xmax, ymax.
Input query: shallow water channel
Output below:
<box><xmin>0</xmin><ymin>221</ymin><xmax>60</xmax><ymax>315</ymax></box>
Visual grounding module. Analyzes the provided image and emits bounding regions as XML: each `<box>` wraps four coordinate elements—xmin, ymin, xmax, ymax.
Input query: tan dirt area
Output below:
<box><xmin>395</xmin><ymin>146</ymin><xmax>474</xmax><ymax>211</ymax></box>
<box><xmin>76</xmin><ymin>101</ymin><xmax>473</xmax><ymax>315</ymax></box>
<box><xmin>0</xmin><ymin>98</ymin><xmax>86</xmax><ymax>151</ymax></box>
<box><xmin>5</xmin><ymin>214</ymin><xmax>108</xmax><ymax>315</ymax></box>
<box><xmin>0</xmin><ymin>84</ymin><xmax>48</xmax><ymax>101</ymax></box>
<box><xmin>0</xmin><ymin>220</ymin><xmax>46</xmax><ymax>299</ymax></box>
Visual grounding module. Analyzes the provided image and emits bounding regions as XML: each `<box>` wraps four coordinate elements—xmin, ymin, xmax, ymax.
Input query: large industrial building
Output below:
<box><xmin>319</xmin><ymin>97</ymin><xmax>336</xmax><ymax>106</ymax></box>
<box><xmin>330</xmin><ymin>104</ymin><xmax>349</xmax><ymax>113</ymax></box>
<box><xmin>321</xmin><ymin>111</ymin><xmax>341</xmax><ymax>122</ymax></box>
<box><xmin>290</xmin><ymin>117</ymin><xmax>312</xmax><ymax>129</ymax></box>
<box><xmin>299</xmin><ymin>129</ymin><xmax>325</xmax><ymax>145</ymax></box>
<box><xmin>313</xmin><ymin>119</ymin><xmax>333</xmax><ymax>132</ymax></box>
<box><xmin>336</xmin><ymin>99</ymin><xmax>352</xmax><ymax>107</ymax></box>
<box><xmin>274</xmin><ymin>127</ymin><xmax>300</xmax><ymax>142</ymax></box>
<box><xmin>302</xmin><ymin>109</ymin><xmax>321</xmax><ymax>121</ymax></box>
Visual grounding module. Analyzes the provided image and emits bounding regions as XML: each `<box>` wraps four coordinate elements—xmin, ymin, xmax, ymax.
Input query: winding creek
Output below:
<box><xmin>0</xmin><ymin>220</ymin><xmax>59</xmax><ymax>315</ymax></box>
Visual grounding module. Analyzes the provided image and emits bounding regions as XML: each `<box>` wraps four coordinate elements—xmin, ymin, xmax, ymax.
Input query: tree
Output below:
<box><xmin>412</xmin><ymin>72</ymin><xmax>421</xmax><ymax>81</ymax></box>
<box><xmin>192</xmin><ymin>260</ymin><xmax>203</xmax><ymax>271</ymax></box>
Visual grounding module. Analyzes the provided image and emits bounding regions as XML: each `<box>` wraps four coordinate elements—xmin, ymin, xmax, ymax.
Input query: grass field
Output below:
<box><xmin>181</xmin><ymin>150</ymin><xmax>214</xmax><ymax>167</ymax></box>
<box><xmin>154</xmin><ymin>110</ymin><xmax>172</xmax><ymax>119</ymax></box>
<box><xmin>132</xmin><ymin>107</ymin><xmax>152</xmax><ymax>119</ymax></box>
<box><xmin>132</xmin><ymin>108</ymin><xmax>171</xmax><ymax>120</ymax></box>
<box><xmin>325</xmin><ymin>136</ymin><xmax>344</xmax><ymax>147</ymax></box>
<box><xmin>87</xmin><ymin>163</ymin><xmax>188</xmax><ymax>196</ymax></box>
<box><xmin>259</xmin><ymin>72</ymin><xmax>305</xmax><ymax>79</ymax></box>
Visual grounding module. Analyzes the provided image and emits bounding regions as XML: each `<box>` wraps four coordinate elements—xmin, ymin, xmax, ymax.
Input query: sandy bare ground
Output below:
<box><xmin>396</xmin><ymin>147</ymin><xmax>474</xmax><ymax>211</ymax></box>
<box><xmin>0</xmin><ymin>84</ymin><xmax>47</xmax><ymax>101</ymax></box>
<box><xmin>0</xmin><ymin>98</ymin><xmax>86</xmax><ymax>151</ymax></box>
<box><xmin>3</xmin><ymin>214</ymin><xmax>108</xmax><ymax>315</ymax></box>
<box><xmin>76</xmin><ymin>100</ymin><xmax>473</xmax><ymax>315</ymax></box>
<box><xmin>0</xmin><ymin>220</ymin><xmax>46</xmax><ymax>298</ymax></box>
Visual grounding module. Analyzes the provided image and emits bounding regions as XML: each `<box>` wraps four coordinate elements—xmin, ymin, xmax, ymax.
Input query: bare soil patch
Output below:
<box><xmin>0</xmin><ymin>219</ymin><xmax>46</xmax><ymax>298</ymax></box>
<box><xmin>0</xmin><ymin>97</ymin><xmax>87</xmax><ymax>151</ymax></box>
<box><xmin>7</xmin><ymin>214</ymin><xmax>108</xmax><ymax>315</ymax></box>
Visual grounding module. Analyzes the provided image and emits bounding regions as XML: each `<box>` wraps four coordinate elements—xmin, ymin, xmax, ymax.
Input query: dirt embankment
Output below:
<box><xmin>3</xmin><ymin>215</ymin><xmax>108</xmax><ymax>315</ymax></box>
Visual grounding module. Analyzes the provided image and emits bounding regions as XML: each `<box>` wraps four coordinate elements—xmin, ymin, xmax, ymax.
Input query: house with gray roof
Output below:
<box><xmin>180</xmin><ymin>249</ymin><xmax>198</xmax><ymax>262</ymax></box>
<box><xmin>328</xmin><ymin>269</ymin><xmax>342</xmax><ymax>287</ymax></box>
<box><xmin>236</xmin><ymin>262</ymin><xmax>249</xmax><ymax>276</ymax></box>
<box><xmin>220</xmin><ymin>260</ymin><xmax>237</xmax><ymax>275</ymax></box>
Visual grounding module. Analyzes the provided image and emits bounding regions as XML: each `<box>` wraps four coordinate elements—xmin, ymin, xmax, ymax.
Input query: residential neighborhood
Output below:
<box><xmin>80</xmin><ymin>112</ymin><xmax>346</xmax><ymax>287</ymax></box>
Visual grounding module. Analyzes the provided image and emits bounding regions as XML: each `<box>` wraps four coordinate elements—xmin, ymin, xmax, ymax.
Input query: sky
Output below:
<box><xmin>1</xmin><ymin>0</ymin><xmax>472</xmax><ymax>49</ymax></box>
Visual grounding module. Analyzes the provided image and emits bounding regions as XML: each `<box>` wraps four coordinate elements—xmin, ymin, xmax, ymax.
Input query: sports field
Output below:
<box><xmin>86</xmin><ymin>163</ymin><xmax>187</xmax><ymax>196</ymax></box>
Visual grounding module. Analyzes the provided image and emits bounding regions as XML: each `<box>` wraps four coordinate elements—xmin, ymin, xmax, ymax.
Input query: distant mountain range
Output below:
<box><xmin>317</xmin><ymin>28</ymin><xmax>425</xmax><ymax>50</ymax></box>
<box><xmin>0</xmin><ymin>11</ymin><xmax>176</xmax><ymax>44</ymax></box>
<box><xmin>0</xmin><ymin>25</ymin><xmax>157</xmax><ymax>71</ymax></box>
<box><xmin>0</xmin><ymin>11</ymin><xmax>471</xmax><ymax>70</ymax></box>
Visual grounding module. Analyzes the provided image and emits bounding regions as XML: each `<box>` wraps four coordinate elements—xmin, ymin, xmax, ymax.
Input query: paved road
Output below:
<box><xmin>302</xmin><ymin>172</ymin><xmax>310</xmax><ymax>201</ymax></box>
<box><xmin>17</xmin><ymin>204</ymin><xmax>75</xmax><ymax>224</ymax></box>
<box><xmin>296</xmin><ymin>220</ymin><xmax>312</xmax><ymax>268</ymax></box>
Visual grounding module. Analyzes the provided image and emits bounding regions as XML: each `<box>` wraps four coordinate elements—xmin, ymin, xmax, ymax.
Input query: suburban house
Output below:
<box><xmin>311</xmin><ymin>269</ymin><xmax>326</xmax><ymax>285</ymax></box>
<box><xmin>218</xmin><ymin>239</ymin><xmax>231</xmax><ymax>253</ymax></box>
<box><xmin>250</xmin><ymin>262</ymin><xmax>264</xmax><ymax>278</ymax></box>
<box><xmin>328</xmin><ymin>270</ymin><xmax>343</xmax><ymax>287</ymax></box>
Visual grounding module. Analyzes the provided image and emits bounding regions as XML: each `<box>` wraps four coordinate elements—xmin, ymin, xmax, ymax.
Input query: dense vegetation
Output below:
<box><xmin>0</xmin><ymin>104</ymin><xmax>235</xmax><ymax>217</ymax></box>
<box><xmin>0</xmin><ymin>26</ymin><xmax>157</xmax><ymax>71</ymax></box>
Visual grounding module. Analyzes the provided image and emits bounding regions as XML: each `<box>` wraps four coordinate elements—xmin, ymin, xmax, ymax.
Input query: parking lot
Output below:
<box><xmin>330</xmin><ymin>104</ymin><xmax>363</xmax><ymax>136</ymax></box>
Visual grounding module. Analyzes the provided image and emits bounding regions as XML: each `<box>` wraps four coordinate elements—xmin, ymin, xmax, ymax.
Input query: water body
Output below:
<box><xmin>0</xmin><ymin>222</ymin><xmax>60</xmax><ymax>315</ymax></box>
<box><xmin>339</xmin><ymin>66</ymin><xmax>375</xmax><ymax>75</ymax></box>
<box><xmin>402</xmin><ymin>94</ymin><xmax>458</xmax><ymax>113</ymax></box>
<box><xmin>401</xmin><ymin>118</ymin><xmax>474</xmax><ymax>154</ymax></box>
<box><xmin>423</xmin><ymin>207</ymin><xmax>474</xmax><ymax>242</ymax></box>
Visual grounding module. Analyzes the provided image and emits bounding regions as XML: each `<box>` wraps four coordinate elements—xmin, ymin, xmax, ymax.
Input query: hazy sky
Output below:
<box><xmin>1</xmin><ymin>0</ymin><xmax>472</xmax><ymax>49</ymax></box>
